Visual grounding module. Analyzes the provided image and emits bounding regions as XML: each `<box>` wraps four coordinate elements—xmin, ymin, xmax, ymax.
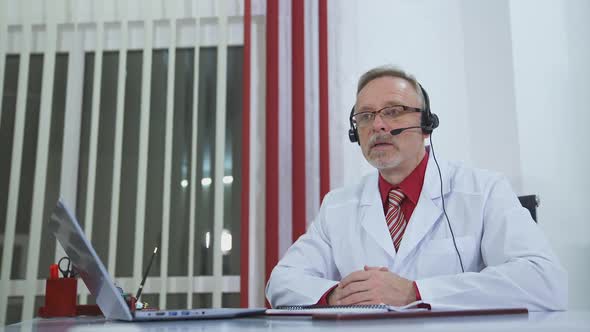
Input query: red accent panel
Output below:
<box><xmin>265</xmin><ymin>0</ymin><xmax>279</xmax><ymax>285</ymax></box>
<box><xmin>319</xmin><ymin>0</ymin><xmax>330</xmax><ymax>202</ymax></box>
<box><xmin>240</xmin><ymin>0</ymin><xmax>251</xmax><ymax>308</ymax></box>
<box><xmin>292</xmin><ymin>0</ymin><xmax>306</xmax><ymax>242</ymax></box>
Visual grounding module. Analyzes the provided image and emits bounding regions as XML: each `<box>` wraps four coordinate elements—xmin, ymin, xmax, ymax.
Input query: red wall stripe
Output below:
<box><xmin>265</xmin><ymin>0</ymin><xmax>279</xmax><ymax>287</ymax></box>
<box><xmin>291</xmin><ymin>0</ymin><xmax>306</xmax><ymax>242</ymax></box>
<box><xmin>319</xmin><ymin>0</ymin><xmax>330</xmax><ymax>202</ymax></box>
<box><xmin>240</xmin><ymin>0</ymin><xmax>251</xmax><ymax>308</ymax></box>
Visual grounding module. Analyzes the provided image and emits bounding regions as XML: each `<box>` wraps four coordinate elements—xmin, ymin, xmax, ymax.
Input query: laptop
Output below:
<box><xmin>48</xmin><ymin>199</ymin><xmax>266</xmax><ymax>321</ymax></box>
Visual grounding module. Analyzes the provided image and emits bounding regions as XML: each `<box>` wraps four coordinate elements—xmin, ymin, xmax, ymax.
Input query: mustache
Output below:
<box><xmin>368</xmin><ymin>133</ymin><xmax>396</xmax><ymax>147</ymax></box>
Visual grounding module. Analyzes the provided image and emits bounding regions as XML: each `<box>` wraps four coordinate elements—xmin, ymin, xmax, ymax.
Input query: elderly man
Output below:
<box><xmin>265</xmin><ymin>65</ymin><xmax>567</xmax><ymax>310</ymax></box>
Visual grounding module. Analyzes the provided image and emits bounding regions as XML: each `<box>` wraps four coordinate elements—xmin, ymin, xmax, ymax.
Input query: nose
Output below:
<box><xmin>371</xmin><ymin>112</ymin><xmax>388</xmax><ymax>132</ymax></box>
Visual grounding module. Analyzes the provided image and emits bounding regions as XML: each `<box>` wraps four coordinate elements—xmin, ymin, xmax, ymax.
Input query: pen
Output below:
<box><xmin>135</xmin><ymin>246</ymin><xmax>158</xmax><ymax>301</ymax></box>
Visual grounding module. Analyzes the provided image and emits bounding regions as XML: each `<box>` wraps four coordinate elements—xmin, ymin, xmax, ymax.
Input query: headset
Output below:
<box><xmin>348</xmin><ymin>82</ymin><xmax>465</xmax><ymax>273</ymax></box>
<box><xmin>348</xmin><ymin>83</ymin><xmax>439</xmax><ymax>144</ymax></box>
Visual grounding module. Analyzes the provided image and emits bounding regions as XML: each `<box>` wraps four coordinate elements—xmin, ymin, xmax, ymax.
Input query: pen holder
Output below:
<box><xmin>38</xmin><ymin>278</ymin><xmax>104</xmax><ymax>318</ymax></box>
<box><xmin>38</xmin><ymin>278</ymin><xmax>77</xmax><ymax>317</ymax></box>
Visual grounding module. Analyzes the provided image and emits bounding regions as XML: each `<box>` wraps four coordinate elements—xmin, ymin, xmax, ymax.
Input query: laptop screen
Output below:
<box><xmin>48</xmin><ymin>199</ymin><xmax>134</xmax><ymax>321</ymax></box>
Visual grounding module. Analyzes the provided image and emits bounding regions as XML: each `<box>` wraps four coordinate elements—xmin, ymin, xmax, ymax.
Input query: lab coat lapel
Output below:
<box><xmin>393</xmin><ymin>153</ymin><xmax>451</xmax><ymax>268</ymax></box>
<box><xmin>359</xmin><ymin>173</ymin><xmax>397</xmax><ymax>260</ymax></box>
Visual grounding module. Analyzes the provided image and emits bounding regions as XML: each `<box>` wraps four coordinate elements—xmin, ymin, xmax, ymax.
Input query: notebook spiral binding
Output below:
<box><xmin>275</xmin><ymin>304</ymin><xmax>388</xmax><ymax>310</ymax></box>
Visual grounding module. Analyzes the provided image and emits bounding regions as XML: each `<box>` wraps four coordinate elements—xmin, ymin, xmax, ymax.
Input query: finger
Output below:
<box><xmin>330</xmin><ymin>281</ymin><xmax>364</xmax><ymax>303</ymax></box>
<box><xmin>328</xmin><ymin>285</ymin><xmax>351</xmax><ymax>304</ymax></box>
<box><xmin>327</xmin><ymin>287</ymin><xmax>342</xmax><ymax>305</ymax></box>
<box><xmin>340</xmin><ymin>271</ymin><xmax>370</xmax><ymax>288</ymax></box>
<box><xmin>339</xmin><ymin>280</ymin><xmax>371</xmax><ymax>299</ymax></box>
<box><xmin>339</xmin><ymin>290</ymin><xmax>373</xmax><ymax>305</ymax></box>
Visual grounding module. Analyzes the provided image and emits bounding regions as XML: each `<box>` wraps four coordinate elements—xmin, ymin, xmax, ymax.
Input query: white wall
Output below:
<box><xmin>509</xmin><ymin>0</ymin><xmax>590</xmax><ymax>310</ymax></box>
<box><xmin>328</xmin><ymin>0</ymin><xmax>590</xmax><ymax>309</ymax></box>
<box><xmin>329</xmin><ymin>0</ymin><xmax>474</xmax><ymax>188</ymax></box>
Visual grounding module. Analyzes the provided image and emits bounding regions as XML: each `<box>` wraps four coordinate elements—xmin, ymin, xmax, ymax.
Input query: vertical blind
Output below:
<box><xmin>0</xmin><ymin>0</ymin><xmax>249</xmax><ymax>325</ymax></box>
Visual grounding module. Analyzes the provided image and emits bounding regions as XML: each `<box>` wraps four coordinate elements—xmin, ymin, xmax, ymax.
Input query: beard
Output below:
<box><xmin>366</xmin><ymin>149</ymin><xmax>403</xmax><ymax>170</ymax></box>
<box><xmin>362</xmin><ymin>133</ymin><xmax>403</xmax><ymax>170</ymax></box>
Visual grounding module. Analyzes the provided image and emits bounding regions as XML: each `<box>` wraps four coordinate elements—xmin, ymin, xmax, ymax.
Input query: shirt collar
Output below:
<box><xmin>378</xmin><ymin>149</ymin><xmax>430</xmax><ymax>206</ymax></box>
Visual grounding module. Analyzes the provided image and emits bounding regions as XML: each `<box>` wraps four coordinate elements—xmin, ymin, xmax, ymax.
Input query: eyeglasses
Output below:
<box><xmin>351</xmin><ymin>105</ymin><xmax>422</xmax><ymax>128</ymax></box>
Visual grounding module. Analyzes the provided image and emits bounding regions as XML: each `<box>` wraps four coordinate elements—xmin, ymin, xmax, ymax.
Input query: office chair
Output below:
<box><xmin>518</xmin><ymin>195</ymin><xmax>540</xmax><ymax>223</ymax></box>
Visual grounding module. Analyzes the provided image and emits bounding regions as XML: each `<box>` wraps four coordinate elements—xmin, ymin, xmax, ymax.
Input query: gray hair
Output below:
<box><xmin>356</xmin><ymin>65</ymin><xmax>425</xmax><ymax>108</ymax></box>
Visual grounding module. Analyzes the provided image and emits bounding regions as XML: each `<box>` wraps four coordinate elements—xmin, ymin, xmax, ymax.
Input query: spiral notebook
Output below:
<box><xmin>265</xmin><ymin>300</ymin><xmax>430</xmax><ymax>315</ymax></box>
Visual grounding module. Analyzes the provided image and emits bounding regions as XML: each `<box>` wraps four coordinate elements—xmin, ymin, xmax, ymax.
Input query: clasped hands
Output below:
<box><xmin>327</xmin><ymin>265</ymin><xmax>416</xmax><ymax>306</ymax></box>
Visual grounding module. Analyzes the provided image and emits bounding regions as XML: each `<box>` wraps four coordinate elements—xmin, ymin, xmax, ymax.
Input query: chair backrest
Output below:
<box><xmin>518</xmin><ymin>195</ymin><xmax>540</xmax><ymax>223</ymax></box>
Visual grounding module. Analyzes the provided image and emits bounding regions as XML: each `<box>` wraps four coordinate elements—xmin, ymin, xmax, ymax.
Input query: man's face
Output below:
<box><xmin>355</xmin><ymin>76</ymin><xmax>427</xmax><ymax>171</ymax></box>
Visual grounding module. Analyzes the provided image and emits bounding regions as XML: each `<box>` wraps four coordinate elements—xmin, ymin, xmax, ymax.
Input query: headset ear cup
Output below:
<box><xmin>419</xmin><ymin>83</ymin><xmax>438</xmax><ymax>134</ymax></box>
<box><xmin>421</xmin><ymin>111</ymin><xmax>432</xmax><ymax>134</ymax></box>
<box><xmin>421</xmin><ymin>112</ymin><xmax>439</xmax><ymax>134</ymax></box>
<box><xmin>348</xmin><ymin>106</ymin><xmax>360</xmax><ymax>144</ymax></box>
<box><xmin>348</xmin><ymin>128</ymin><xmax>358</xmax><ymax>143</ymax></box>
<box><xmin>429</xmin><ymin>113</ymin><xmax>439</xmax><ymax>130</ymax></box>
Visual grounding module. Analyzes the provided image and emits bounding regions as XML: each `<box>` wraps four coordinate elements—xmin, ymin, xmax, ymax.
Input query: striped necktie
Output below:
<box><xmin>386</xmin><ymin>189</ymin><xmax>407</xmax><ymax>251</ymax></box>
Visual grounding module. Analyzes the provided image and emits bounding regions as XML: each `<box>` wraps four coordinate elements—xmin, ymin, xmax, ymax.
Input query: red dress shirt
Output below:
<box><xmin>378</xmin><ymin>150</ymin><xmax>429</xmax><ymax>224</ymax></box>
<box><xmin>377</xmin><ymin>150</ymin><xmax>429</xmax><ymax>301</ymax></box>
<box><xmin>316</xmin><ymin>149</ymin><xmax>429</xmax><ymax>305</ymax></box>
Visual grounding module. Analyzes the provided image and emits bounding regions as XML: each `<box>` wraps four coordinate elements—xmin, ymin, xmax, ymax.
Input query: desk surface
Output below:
<box><xmin>6</xmin><ymin>310</ymin><xmax>590</xmax><ymax>332</ymax></box>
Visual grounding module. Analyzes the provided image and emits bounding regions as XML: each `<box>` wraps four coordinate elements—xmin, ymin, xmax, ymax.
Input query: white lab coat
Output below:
<box><xmin>265</xmin><ymin>153</ymin><xmax>568</xmax><ymax>310</ymax></box>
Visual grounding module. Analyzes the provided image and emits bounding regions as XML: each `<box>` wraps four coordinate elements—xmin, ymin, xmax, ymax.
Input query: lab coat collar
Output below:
<box><xmin>358</xmin><ymin>149</ymin><xmax>452</xmax><ymax>264</ymax></box>
<box><xmin>358</xmin><ymin>148</ymin><xmax>451</xmax><ymax>204</ymax></box>
<box><xmin>422</xmin><ymin>147</ymin><xmax>452</xmax><ymax>200</ymax></box>
<box><xmin>395</xmin><ymin>150</ymin><xmax>451</xmax><ymax>267</ymax></box>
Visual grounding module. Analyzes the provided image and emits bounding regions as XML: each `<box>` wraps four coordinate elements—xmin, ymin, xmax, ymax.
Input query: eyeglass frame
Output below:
<box><xmin>350</xmin><ymin>105</ymin><xmax>422</xmax><ymax>128</ymax></box>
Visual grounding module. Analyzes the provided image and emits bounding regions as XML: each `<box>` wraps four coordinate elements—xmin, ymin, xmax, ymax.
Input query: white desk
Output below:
<box><xmin>6</xmin><ymin>310</ymin><xmax>590</xmax><ymax>332</ymax></box>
